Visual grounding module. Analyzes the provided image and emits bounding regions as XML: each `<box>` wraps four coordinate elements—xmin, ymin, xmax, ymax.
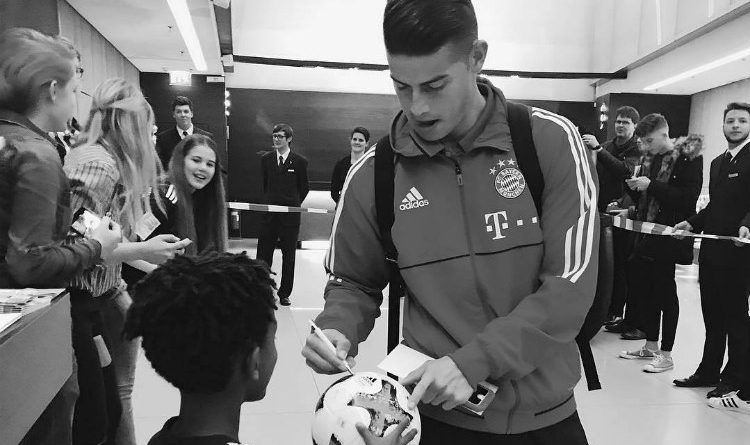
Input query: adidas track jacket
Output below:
<box><xmin>316</xmin><ymin>79</ymin><xmax>600</xmax><ymax>434</ymax></box>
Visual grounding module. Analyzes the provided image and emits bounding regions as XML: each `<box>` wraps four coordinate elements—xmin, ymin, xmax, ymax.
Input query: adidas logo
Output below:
<box><xmin>399</xmin><ymin>187</ymin><xmax>429</xmax><ymax>211</ymax></box>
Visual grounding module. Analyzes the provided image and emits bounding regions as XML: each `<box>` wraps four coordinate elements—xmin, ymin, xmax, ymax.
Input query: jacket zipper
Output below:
<box><xmin>506</xmin><ymin>380</ymin><xmax>521</xmax><ymax>434</ymax></box>
<box><xmin>445</xmin><ymin>155</ymin><xmax>495</xmax><ymax>321</ymax></box>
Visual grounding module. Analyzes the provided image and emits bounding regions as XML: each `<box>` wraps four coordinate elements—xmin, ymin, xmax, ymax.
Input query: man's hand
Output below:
<box><xmin>90</xmin><ymin>215</ymin><xmax>122</xmax><ymax>262</ymax></box>
<box><xmin>139</xmin><ymin>234</ymin><xmax>192</xmax><ymax>264</ymax></box>
<box><xmin>356</xmin><ymin>418</ymin><xmax>417</xmax><ymax>445</ymax></box>
<box><xmin>401</xmin><ymin>356</ymin><xmax>473</xmax><ymax>411</ymax></box>
<box><xmin>672</xmin><ymin>221</ymin><xmax>693</xmax><ymax>240</ymax></box>
<box><xmin>626</xmin><ymin>176</ymin><xmax>650</xmax><ymax>191</ymax></box>
<box><xmin>581</xmin><ymin>134</ymin><xmax>600</xmax><ymax>150</ymax></box>
<box><xmin>734</xmin><ymin>226</ymin><xmax>750</xmax><ymax>247</ymax></box>
<box><xmin>302</xmin><ymin>328</ymin><xmax>355</xmax><ymax>374</ymax></box>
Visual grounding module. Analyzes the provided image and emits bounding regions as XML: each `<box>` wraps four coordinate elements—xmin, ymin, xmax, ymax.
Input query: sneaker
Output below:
<box><xmin>619</xmin><ymin>346</ymin><xmax>655</xmax><ymax>360</ymax></box>
<box><xmin>708</xmin><ymin>391</ymin><xmax>750</xmax><ymax>414</ymax></box>
<box><xmin>643</xmin><ymin>354</ymin><xmax>674</xmax><ymax>373</ymax></box>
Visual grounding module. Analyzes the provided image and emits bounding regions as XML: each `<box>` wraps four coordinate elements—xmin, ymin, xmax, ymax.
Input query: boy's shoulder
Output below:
<box><xmin>147</xmin><ymin>417</ymin><xmax>246</xmax><ymax>445</ymax></box>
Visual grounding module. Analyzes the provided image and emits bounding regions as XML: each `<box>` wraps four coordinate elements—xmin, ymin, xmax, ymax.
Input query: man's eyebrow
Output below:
<box><xmin>390</xmin><ymin>74</ymin><xmax>449</xmax><ymax>86</ymax></box>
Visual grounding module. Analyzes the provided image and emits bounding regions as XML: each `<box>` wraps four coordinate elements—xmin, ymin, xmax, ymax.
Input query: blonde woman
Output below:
<box><xmin>65</xmin><ymin>78</ymin><xmax>190</xmax><ymax>445</ymax></box>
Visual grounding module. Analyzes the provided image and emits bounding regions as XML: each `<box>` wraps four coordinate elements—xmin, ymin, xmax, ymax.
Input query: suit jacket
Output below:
<box><xmin>688</xmin><ymin>147</ymin><xmax>750</xmax><ymax>267</ymax></box>
<box><xmin>261</xmin><ymin>150</ymin><xmax>309</xmax><ymax>226</ymax></box>
<box><xmin>156</xmin><ymin>127</ymin><xmax>212</xmax><ymax>170</ymax></box>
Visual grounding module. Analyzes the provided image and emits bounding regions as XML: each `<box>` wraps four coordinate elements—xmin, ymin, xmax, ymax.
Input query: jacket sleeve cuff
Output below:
<box><xmin>448</xmin><ymin>341</ymin><xmax>492</xmax><ymax>389</ymax></box>
<box><xmin>686</xmin><ymin>215</ymin><xmax>702</xmax><ymax>232</ymax></box>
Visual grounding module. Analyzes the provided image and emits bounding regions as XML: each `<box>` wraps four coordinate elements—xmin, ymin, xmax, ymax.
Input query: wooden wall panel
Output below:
<box><xmin>57</xmin><ymin>0</ymin><xmax>139</xmax><ymax>123</ymax></box>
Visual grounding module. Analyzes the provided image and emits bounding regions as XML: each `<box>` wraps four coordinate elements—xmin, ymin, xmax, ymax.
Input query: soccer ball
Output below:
<box><xmin>312</xmin><ymin>372</ymin><xmax>421</xmax><ymax>445</ymax></box>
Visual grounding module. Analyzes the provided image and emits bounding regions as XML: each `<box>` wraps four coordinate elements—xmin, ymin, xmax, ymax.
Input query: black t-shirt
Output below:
<box><xmin>121</xmin><ymin>182</ymin><xmax>178</xmax><ymax>290</ymax></box>
<box><xmin>147</xmin><ymin>417</ymin><xmax>243</xmax><ymax>445</ymax></box>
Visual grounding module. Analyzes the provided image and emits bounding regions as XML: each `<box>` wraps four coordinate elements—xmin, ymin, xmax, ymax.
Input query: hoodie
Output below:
<box><xmin>316</xmin><ymin>79</ymin><xmax>599</xmax><ymax>434</ymax></box>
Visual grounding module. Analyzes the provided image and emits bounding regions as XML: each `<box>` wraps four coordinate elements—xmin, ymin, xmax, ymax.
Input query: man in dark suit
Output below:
<box><xmin>155</xmin><ymin>96</ymin><xmax>212</xmax><ymax>170</ymax></box>
<box><xmin>257</xmin><ymin>123</ymin><xmax>309</xmax><ymax>306</ymax></box>
<box><xmin>673</xmin><ymin>102</ymin><xmax>750</xmax><ymax>403</ymax></box>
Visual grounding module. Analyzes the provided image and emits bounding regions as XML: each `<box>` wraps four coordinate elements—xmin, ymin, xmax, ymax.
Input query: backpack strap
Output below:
<box><xmin>373</xmin><ymin>135</ymin><xmax>405</xmax><ymax>353</ymax></box>
<box><xmin>507</xmin><ymin>101</ymin><xmax>543</xmax><ymax>216</ymax></box>
<box><xmin>506</xmin><ymin>101</ymin><xmax>601</xmax><ymax>391</ymax></box>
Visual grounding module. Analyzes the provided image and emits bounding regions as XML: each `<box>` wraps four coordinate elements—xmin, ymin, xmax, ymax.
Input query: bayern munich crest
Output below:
<box><xmin>495</xmin><ymin>167</ymin><xmax>526</xmax><ymax>198</ymax></box>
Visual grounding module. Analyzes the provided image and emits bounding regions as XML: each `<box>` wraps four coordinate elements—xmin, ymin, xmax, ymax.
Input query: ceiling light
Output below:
<box><xmin>167</xmin><ymin>0</ymin><xmax>207</xmax><ymax>71</ymax></box>
<box><xmin>644</xmin><ymin>46</ymin><xmax>750</xmax><ymax>91</ymax></box>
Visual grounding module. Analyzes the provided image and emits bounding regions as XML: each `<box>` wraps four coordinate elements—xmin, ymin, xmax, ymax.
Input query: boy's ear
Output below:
<box><xmin>246</xmin><ymin>346</ymin><xmax>261</xmax><ymax>381</ymax></box>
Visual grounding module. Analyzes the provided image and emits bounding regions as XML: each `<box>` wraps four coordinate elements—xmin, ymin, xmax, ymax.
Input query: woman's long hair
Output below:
<box><xmin>168</xmin><ymin>134</ymin><xmax>227</xmax><ymax>254</ymax></box>
<box><xmin>75</xmin><ymin>78</ymin><xmax>163</xmax><ymax>236</ymax></box>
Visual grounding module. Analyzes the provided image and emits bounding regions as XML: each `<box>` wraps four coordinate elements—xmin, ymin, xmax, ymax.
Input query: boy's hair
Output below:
<box><xmin>272</xmin><ymin>123</ymin><xmax>294</xmax><ymax>140</ymax></box>
<box><xmin>723</xmin><ymin>102</ymin><xmax>750</xmax><ymax>120</ymax></box>
<box><xmin>351</xmin><ymin>126</ymin><xmax>370</xmax><ymax>142</ymax></box>
<box><xmin>615</xmin><ymin>106</ymin><xmax>640</xmax><ymax>124</ymax></box>
<box><xmin>635</xmin><ymin>113</ymin><xmax>668</xmax><ymax>138</ymax></box>
<box><xmin>383</xmin><ymin>0</ymin><xmax>478</xmax><ymax>56</ymax></box>
<box><xmin>172</xmin><ymin>96</ymin><xmax>193</xmax><ymax>112</ymax></box>
<box><xmin>124</xmin><ymin>253</ymin><xmax>277</xmax><ymax>393</ymax></box>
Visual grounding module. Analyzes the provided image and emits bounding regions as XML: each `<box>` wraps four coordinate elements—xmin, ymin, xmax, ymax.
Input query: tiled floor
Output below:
<box><xmin>132</xmin><ymin>244</ymin><xmax>750</xmax><ymax>444</ymax></box>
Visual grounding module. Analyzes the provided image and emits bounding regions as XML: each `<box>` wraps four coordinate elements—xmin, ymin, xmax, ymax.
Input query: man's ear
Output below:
<box><xmin>468</xmin><ymin>40</ymin><xmax>488</xmax><ymax>74</ymax></box>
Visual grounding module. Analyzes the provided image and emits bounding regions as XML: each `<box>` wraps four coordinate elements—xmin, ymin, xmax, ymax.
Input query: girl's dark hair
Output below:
<box><xmin>168</xmin><ymin>134</ymin><xmax>227</xmax><ymax>254</ymax></box>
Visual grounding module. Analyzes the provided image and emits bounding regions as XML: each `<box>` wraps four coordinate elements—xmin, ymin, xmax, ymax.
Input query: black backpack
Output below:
<box><xmin>373</xmin><ymin>102</ymin><xmax>612</xmax><ymax>391</ymax></box>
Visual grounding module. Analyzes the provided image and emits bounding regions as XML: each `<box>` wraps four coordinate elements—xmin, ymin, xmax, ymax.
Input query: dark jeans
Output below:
<box><xmin>695</xmin><ymin>265</ymin><xmax>750</xmax><ymax>387</ymax></box>
<box><xmin>628</xmin><ymin>256</ymin><xmax>679</xmax><ymax>351</ymax></box>
<box><xmin>608</xmin><ymin>227</ymin><xmax>632</xmax><ymax>319</ymax></box>
<box><xmin>420</xmin><ymin>412</ymin><xmax>588</xmax><ymax>445</ymax></box>
<box><xmin>70</xmin><ymin>289</ymin><xmax>122</xmax><ymax>445</ymax></box>
<box><xmin>257</xmin><ymin>217</ymin><xmax>299</xmax><ymax>298</ymax></box>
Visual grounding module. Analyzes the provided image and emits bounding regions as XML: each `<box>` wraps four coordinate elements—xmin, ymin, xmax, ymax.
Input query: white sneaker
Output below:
<box><xmin>643</xmin><ymin>353</ymin><xmax>674</xmax><ymax>373</ymax></box>
<box><xmin>619</xmin><ymin>346</ymin><xmax>655</xmax><ymax>360</ymax></box>
<box><xmin>708</xmin><ymin>391</ymin><xmax>750</xmax><ymax>414</ymax></box>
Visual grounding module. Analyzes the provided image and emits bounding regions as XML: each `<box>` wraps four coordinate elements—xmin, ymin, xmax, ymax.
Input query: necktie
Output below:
<box><xmin>279</xmin><ymin>155</ymin><xmax>284</xmax><ymax>167</ymax></box>
<box><xmin>727</xmin><ymin>151</ymin><xmax>734</xmax><ymax>163</ymax></box>
<box><xmin>182</xmin><ymin>131</ymin><xmax>188</xmax><ymax>138</ymax></box>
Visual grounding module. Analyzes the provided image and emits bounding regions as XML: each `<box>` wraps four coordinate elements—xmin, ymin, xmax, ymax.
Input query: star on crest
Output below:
<box><xmin>507</xmin><ymin>159</ymin><xmax>516</xmax><ymax>166</ymax></box>
<box><xmin>497</xmin><ymin>159</ymin><xmax>505</xmax><ymax>167</ymax></box>
<box><xmin>489</xmin><ymin>167</ymin><xmax>497</xmax><ymax>175</ymax></box>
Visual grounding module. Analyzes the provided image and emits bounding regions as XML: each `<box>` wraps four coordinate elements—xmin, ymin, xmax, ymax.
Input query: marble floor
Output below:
<box><xmin>131</xmin><ymin>243</ymin><xmax>750</xmax><ymax>444</ymax></box>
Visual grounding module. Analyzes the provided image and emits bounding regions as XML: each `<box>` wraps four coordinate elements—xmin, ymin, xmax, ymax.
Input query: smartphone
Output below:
<box><xmin>71</xmin><ymin>208</ymin><xmax>102</xmax><ymax>237</ymax></box>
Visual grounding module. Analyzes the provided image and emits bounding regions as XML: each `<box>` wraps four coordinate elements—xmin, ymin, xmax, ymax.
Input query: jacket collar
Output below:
<box><xmin>389</xmin><ymin>77</ymin><xmax>513</xmax><ymax>157</ymax></box>
<box><xmin>0</xmin><ymin>109</ymin><xmax>58</xmax><ymax>147</ymax></box>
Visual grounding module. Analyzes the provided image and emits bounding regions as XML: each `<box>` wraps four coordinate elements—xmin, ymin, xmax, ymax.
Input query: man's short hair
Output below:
<box><xmin>124</xmin><ymin>252</ymin><xmax>276</xmax><ymax>393</ymax></box>
<box><xmin>723</xmin><ymin>102</ymin><xmax>750</xmax><ymax>120</ymax></box>
<box><xmin>351</xmin><ymin>126</ymin><xmax>370</xmax><ymax>142</ymax></box>
<box><xmin>615</xmin><ymin>106</ymin><xmax>640</xmax><ymax>124</ymax></box>
<box><xmin>635</xmin><ymin>113</ymin><xmax>668</xmax><ymax>138</ymax></box>
<box><xmin>172</xmin><ymin>96</ymin><xmax>193</xmax><ymax>112</ymax></box>
<box><xmin>273</xmin><ymin>123</ymin><xmax>294</xmax><ymax>140</ymax></box>
<box><xmin>383</xmin><ymin>0</ymin><xmax>478</xmax><ymax>56</ymax></box>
